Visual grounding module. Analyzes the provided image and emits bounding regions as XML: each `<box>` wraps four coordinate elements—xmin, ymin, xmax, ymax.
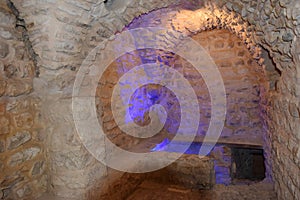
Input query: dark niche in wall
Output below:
<box><xmin>104</xmin><ymin>0</ymin><xmax>133</xmax><ymax>11</ymax></box>
<box><xmin>261</xmin><ymin>48</ymin><xmax>281</xmax><ymax>91</ymax></box>
<box><xmin>231</xmin><ymin>147</ymin><xmax>266</xmax><ymax>182</ymax></box>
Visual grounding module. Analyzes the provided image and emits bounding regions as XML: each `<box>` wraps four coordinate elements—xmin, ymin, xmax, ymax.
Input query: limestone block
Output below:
<box><xmin>13</xmin><ymin>112</ymin><xmax>34</xmax><ymax>129</ymax></box>
<box><xmin>15</xmin><ymin>184</ymin><xmax>32</xmax><ymax>198</ymax></box>
<box><xmin>9</xmin><ymin>147</ymin><xmax>41</xmax><ymax>167</ymax></box>
<box><xmin>31</xmin><ymin>161</ymin><xmax>45</xmax><ymax>176</ymax></box>
<box><xmin>288</xmin><ymin>102</ymin><xmax>300</xmax><ymax>118</ymax></box>
<box><xmin>149</xmin><ymin>154</ymin><xmax>215</xmax><ymax>189</ymax></box>
<box><xmin>0</xmin><ymin>80</ymin><xmax>6</xmax><ymax>96</ymax></box>
<box><xmin>0</xmin><ymin>39</ymin><xmax>9</xmax><ymax>59</ymax></box>
<box><xmin>0</xmin><ymin>115</ymin><xmax>10</xmax><ymax>135</ymax></box>
<box><xmin>0</xmin><ymin>11</ymin><xmax>15</xmax><ymax>28</ymax></box>
<box><xmin>0</xmin><ymin>27</ymin><xmax>13</xmax><ymax>39</ymax></box>
<box><xmin>7</xmin><ymin>131</ymin><xmax>32</xmax><ymax>150</ymax></box>
<box><xmin>51</xmin><ymin>149</ymin><xmax>94</xmax><ymax>170</ymax></box>
<box><xmin>0</xmin><ymin>139</ymin><xmax>4</xmax><ymax>153</ymax></box>
<box><xmin>5</xmin><ymin>78</ymin><xmax>33</xmax><ymax>97</ymax></box>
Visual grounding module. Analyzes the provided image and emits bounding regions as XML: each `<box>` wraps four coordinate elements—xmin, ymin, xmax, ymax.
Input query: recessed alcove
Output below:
<box><xmin>231</xmin><ymin>146</ymin><xmax>265</xmax><ymax>182</ymax></box>
<box><xmin>91</xmin><ymin>7</ymin><xmax>272</xmax><ymax>198</ymax></box>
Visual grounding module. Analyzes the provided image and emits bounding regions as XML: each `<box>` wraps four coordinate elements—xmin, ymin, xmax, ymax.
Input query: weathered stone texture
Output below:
<box><xmin>3</xmin><ymin>0</ymin><xmax>299</xmax><ymax>199</ymax></box>
<box><xmin>148</xmin><ymin>154</ymin><xmax>215</xmax><ymax>189</ymax></box>
<box><xmin>0</xmin><ymin>2</ymin><xmax>45</xmax><ymax>200</ymax></box>
<box><xmin>97</xmin><ymin>28</ymin><xmax>265</xmax><ymax>147</ymax></box>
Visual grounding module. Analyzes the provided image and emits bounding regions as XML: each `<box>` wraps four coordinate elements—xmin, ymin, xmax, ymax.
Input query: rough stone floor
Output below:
<box><xmin>126</xmin><ymin>180</ymin><xmax>276</xmax><ymax>200</ymax></box>
<box><xmin>38</xmin><ymin>180</ymin><xmax>276</xmax><ymax>200</ymax></box>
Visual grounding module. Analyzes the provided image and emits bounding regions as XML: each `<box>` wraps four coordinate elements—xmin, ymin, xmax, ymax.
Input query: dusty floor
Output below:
<box><xmin>38</xmin><ymin>180</ymin><xmax>276</xmax><ymax>200</ymax></box>
<box><xmin>126</xmin><ymin>180</ymin><xmax>276</xmax><ymax>200</ymax></box>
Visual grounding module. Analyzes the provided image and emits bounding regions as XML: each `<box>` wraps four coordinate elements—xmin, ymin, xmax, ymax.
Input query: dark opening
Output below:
<box><xmin>231</xmin><ymin>147</ymin><xmax>266</xmax><ymax>181</ymax></box>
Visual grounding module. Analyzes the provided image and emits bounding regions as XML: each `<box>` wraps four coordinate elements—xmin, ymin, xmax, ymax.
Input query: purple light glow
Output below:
<box><xmin>151</xmin><ymin>140</ymin><xmax>231</xmax><ymax>185</ymax></box>
<box><xmin>151</xmin><ymin>138</ymin><xmax>170</xmax><ymax>152</ymax></box>
<box><xmin>127</xmin><ymin>83</ymin><xmax>181</xmax><ymax>134</ymax></box>
<box><xmin>151</xmin><ymin>140</ymin><xmax>201</xmax><ymax>154</ymax></box>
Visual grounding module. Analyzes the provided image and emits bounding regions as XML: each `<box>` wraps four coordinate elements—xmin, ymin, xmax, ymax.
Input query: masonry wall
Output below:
<box><xmin>93</xmin><ymin>15</ymin><xmax>267</xmax><ymax>200</ymax></box>
<box><xmin>98</xmin><ymin>28</ymin><xmax>265</xmax><ymax>147</ymax></box>
<box><xmin>3</xmin><ymin>0</ymin><xmax>300</xmax><ymax>199</ymax></box>
<box><xmin>192</xmin><ymin>29</ymin><xmax>265</xmax><ymax>144</ymax></box>
<box><xmin>0</xmin><ymin>2</ymin><xmax>46</xmax><ymax>199</ymax></box>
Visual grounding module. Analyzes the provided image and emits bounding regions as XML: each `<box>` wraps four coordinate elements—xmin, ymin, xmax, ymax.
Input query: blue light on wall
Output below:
<box><xmin>127</xmin><ymin>83</ymin><xmax>181</xmax><ymax>133</ymax></box>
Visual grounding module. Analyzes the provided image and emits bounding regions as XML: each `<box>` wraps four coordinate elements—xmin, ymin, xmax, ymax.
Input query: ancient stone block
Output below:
<box><xmin>5</xmin><ymin>78</ymin><xmax>33</xmax><ymax>97</ymax></box>
<box><xmin>15</xmin><ymin>184</ymin><xmax>32</xmax><ymax>198</ymax></box>
<box><xmin>214</xmin><ymin>40</ymin><xmax>225</xmax><ymax>49</ymax></box>
<box><xmin>0</xmin><ymin>115</ymin><xmax>10</xmax><ymax>135</ymax></box>
<box><xmin>288</xmin><ymin>102</ymin><xmax>300</xmax><ymax>118</ymax></box>
<box><xmin>0</xmin><ymin>11</ymin><xmax>15</xmax><ymax>27</ymax></box>
<box><xmin>0</xmin><ymin>139</ymin><xmax>5</xmax><ymax>153</ymax></box>
<box><xmin>4</xmin><ymin>64</ymin><xmax>17</xmax><ymax>78</ymax></box>
<box><xmin>0</xmin><ymin>39</ymin><xmax>9</xmax><ymax>58</ymax></box>
<box><xmin>0</xmin><ymin>80</ymin><xmax>6</xmax><ymax>96</ymax></box>
<box><xmin>7</xmin><ymin>131</ymin><xmax>31</xmax><ymax>150</ymax></box>
<box><xmin>52</xmin><ymin>150</ymin><xmax>94</xmax><ymax>170</ymax></box>
<box><xmin>148</xmin><ymin>154</ymin><xmax>215</xmax><ymax>189</ymax></box>
<box><xmin>1</xmin><ymin>171</ymin><xmax>25</xmax><ymax>188</ymax></box>
<box><xmin>13</xmin><ymin>112</ymin><xmax>34</xmax><ymax>129</ymax></box>
<box><xmin>31</xmin><ymin>161</ymin><xmax>44</xmax><ymax>176</ymax></box>
<box><xmin>9</xmin><ymin>147</ymin><xmax>41</xmax><ymax>167</ymax></box>
<box><xmin>0</xmin><ymin>102</ymin><xmax>6</xmax><ymax>115</ymax></box>
<box><xmin>0</xmin><ymin>27</ymin><xmax>13</xmax><ymax>39</ymax></box>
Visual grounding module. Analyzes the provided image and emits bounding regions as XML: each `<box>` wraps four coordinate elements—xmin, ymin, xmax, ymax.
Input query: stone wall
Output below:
<box><xmin>93</xmin><ymin>12</ymin><xmax>267</xmax><ymax>200</ymax></box>
<box><xmin>95</xmin><ymin>2</ymin><xmax>300</xmax><ymax>199</ymax></box>
<box><xmin>4</xmin><ymin>0</ymin><xmax>300</xmax><ymax>200</ymax></box>
<box><xmin>7</xmin><ymin>1</ymin><xmax>184</xmax><ymax>199</ymax></box>
<box><xmin>97</xmin><ymin>28</ymin><xmax>265</xmax><ymax>146</ymax></box>
<box><xmin>0</xmin><ymin>2</ymin><xmax>46</xmax><ymax>199</ymax></box>
<box><xmin>220</xmin><ymin>1</ymin><xmax>300</xmax><ymax>199</ymax></box>
<box><xmin>192</xmin><ymin>29</ymin><xmax>264</xmax><ymax>144</ymax></box>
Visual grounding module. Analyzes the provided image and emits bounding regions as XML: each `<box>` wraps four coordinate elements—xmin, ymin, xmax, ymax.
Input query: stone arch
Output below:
<box><xmin>67</xmin><ymin>4</ymin><xmax>274</xmax><ymax>200</ymax></box>
<box><xmin>86</xmin><ymin>2</ymin><xmax>298</xmax><ymax>199</ymax></box>
<box><xmin>5</xmin><ymin>0</ymin><xmax>299</xmax><ymax>199</ymax></box>
<box><xmin>91</xmin><ymin>5</ymin><xmax>299</xmax><ymax>200</ymax></box>
<box><xmin>98</xmin><ymin>0</ymin><xmax>271</xmax><ymax>174</ymax></box>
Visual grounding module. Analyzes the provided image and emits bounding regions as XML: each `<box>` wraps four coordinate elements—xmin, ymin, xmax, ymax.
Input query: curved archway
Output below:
<box><xmin>8</xmin><ymin>0</ymin><xmax>297</xmax><ymax>199</ymax></box>
<box><xmin>85</xmin><ymin>4</ymin><xmax>274</xmax><ymax>198</ymax></box>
